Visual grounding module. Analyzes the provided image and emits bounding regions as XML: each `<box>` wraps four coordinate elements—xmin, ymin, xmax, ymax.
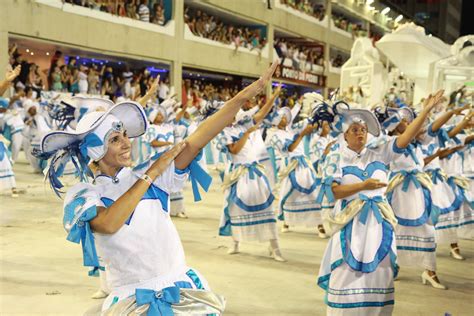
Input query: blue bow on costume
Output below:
<box><xmin>437</xmin><ymin>128</ymin><xmax>450</xmax><ymax>148</ymax></box>
<box><xmin>65</xmin><ymin>203</ymin><xmax>100</xmax><ymax>268</ymax></box>
<box><xmin>0</xmin><ymin>142</ymin><xmax>6</xmax><ymax>161</ymax></box>
<box><xmin>239</xmin><ymin>162</ymin><xmax>265</xmax><ymax>181</ymax></box>
<box><xmin>187</xmin><ymin>150</ymin><xmax>212</xmax><ymax>202</ymax></box>
<box><xmin>398</xmin><ymin>170</ymin><xmax>421</xmax><ymax>192</ymax></box>
<box><xmin>293</xmin><ymin>155</ymin><xmax>309</xmax><ymax>168</ymax></box>
<box><xmin>403</xmin><ymin>143</ymin><xmax>420</xmax><ymax>165</ymax></box>
<box><xmin>315</xmin><ymin>176</ymin><xmax>335</xmax><ymax>204</ymax></box>
<box><xmin>135</xmin><ymin>287</ymin><xmax>181</xmax><ymax>316</ymax></box>
<box><xmin>358</xmin><ymin>194</ymin><xmax>384</xmax><ymax>225</ymax></box>
<box><xmin>430</xmin><ymin>169</ymin><xmax>445</xmax><ymax>185</ymax></box>
<box><xmin>79</xmin><ymin>133</ymin><xmax>103</xmax><ymax>159</ymax></box>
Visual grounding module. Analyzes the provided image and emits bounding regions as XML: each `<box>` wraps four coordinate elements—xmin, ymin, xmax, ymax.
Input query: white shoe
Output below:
<box><xmin>176</xmin><ymin>212</ymin><xmax>188</xmax><ymax>219</ymax></box>
<box><xmin>227</xmin><ymin>244</ymin><xmax>240</xmax><ymax>255</ymax></box>
<box><xmin>91</xmin><ymin>289</ymin><xmax>109</xmax><ymax>299</ymax></box>
<box><xmin>268</xmin><ymin>246</ymin><xmax>287</xmax><ymax>262</ymax></box>
<box><xmin>421</xmin><ymin>271</ymin><xmax>447</xmax><ymax>290</ymax></box>
<box><xmin>281</xmin><ymin>225</ymin><xmax>290</xmax><ymax>233</ymax></box>
<box><xmin>450</xmin><ymin>247</ymin><xmax>465</xmax><ymax>260</ymax></box>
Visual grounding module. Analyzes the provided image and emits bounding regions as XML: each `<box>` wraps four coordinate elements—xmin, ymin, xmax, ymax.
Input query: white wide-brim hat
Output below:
<box><xmin>339</xmin><ymin>108</ymin><xmax>381</xmax><ymax>137</ymax></box>
<box><xmin>41</xmin><ymin>101</ymin><xmax>148</xmax><ymax>154</ymax></box>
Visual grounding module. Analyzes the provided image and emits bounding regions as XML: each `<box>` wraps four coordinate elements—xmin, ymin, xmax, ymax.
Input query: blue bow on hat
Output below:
<box><xmin>79</xmin><ymin>133</ymin><xmax>103</xmax><ymax>159</ymax></box>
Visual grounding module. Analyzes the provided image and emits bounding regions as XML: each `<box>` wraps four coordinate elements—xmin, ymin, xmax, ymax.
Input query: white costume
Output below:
<box><xmin>270</xmin><ymin>110</ymin><xmax>322</xmax><ymax>227</ymax></box>
<box><xmin>40</xmin><ymin>101</ymin><xmax>222</xmax><ymax>314</ymax></box>
<box><xmin>218</xmin><ymin>119</ymin><xmax>278</xmax><ymax>242</ymax></box>
<box><xmin>318</xmin><ymin>138</ymin><xmax>398</xmax><ymax>316</ymax></box>
<box><xmin>0</xmin><ymin>137</ymin><xmax>16</xmax><ymax>192</ymax></box>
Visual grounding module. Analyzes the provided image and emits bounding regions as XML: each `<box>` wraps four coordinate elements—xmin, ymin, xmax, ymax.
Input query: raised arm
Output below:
<box><xmin>90</xmin><ymin>142</ymin><xmax>186</xmax><ymax>234</ymax></box>
<box><xmin>430</xmin><ymin>103</ymin><xmax>469</xmax><ymax>133</ymax></box>
<box><xmin>288</xmin><ymin>123</ymin><xmax>316</xmax><ymax>152</ymax></box>
<box><xmin>396</xmin><ymin>90</ymin><xmax>444</xmax><ymax>149</ymax></box>
<box><xmin>227</xmin><ymin>125</ymin><xmax>258</xmax><ymax>155</ymax></box>
<box><xmin>448</xmin><ymin>111</ymin><xmax>473</xmax><ymax>138</ymax></box>
<box><xmin>253</xmin><ymin>84</ymin><xmax>281</xmax><ymax>124</ymax></box>
<box><xmin>0</xmin><ymin>65</ymin><xmax>21</xmax><ymax>97</ymax></box>
<box><xmin>138</xmin><ymin>76</ymin><xmax>159</xmax><ymax>108</ymax></box>
<box><xmin>174</xmin><ymin>60</ymin><xmax>279</xmax><ymax>169</ymax></box>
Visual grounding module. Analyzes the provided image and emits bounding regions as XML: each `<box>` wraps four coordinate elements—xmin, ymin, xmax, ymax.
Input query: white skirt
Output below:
<box><xmin>0</xmin><ymin>145</ymin><xmax>15</xmax><ymax>191</ymax></box>
<box><xmin>388</xmin><ymin>181</ymin><xmax>436</xmax><ymax>270</ymax></box>
<box><xmin>101</xmin><ymin>267</ymin><xmax>209</xmax><ymax>311</ymax></box>
<box><xmin>219</xmin><ymin>164</ymin><xmax>278</xmax><ymax>242</ymax></box>
<box><xmin>433</xmin><ymin>175</ymin><xmax>474</xmax><ymax>243</ymax></box>
<box><xmin>318</xmin><ymin>211</ymin><xmax>396</xmax><ymax>315</ymax></box>
<box><xmin>279</xmin><ymin>159</ymin><xmax>322</xmax><ymax>227</ymax></box>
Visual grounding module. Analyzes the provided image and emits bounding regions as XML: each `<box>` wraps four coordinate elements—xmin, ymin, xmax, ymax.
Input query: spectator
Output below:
<box><xmin>78</xmin><ymin>65</ymin><xmax>89</xmax><ymax>94</ymax></box>
<box><xmin>138</xmin><ymin>0</ymin><xmax>150</xmax><ymax>23</ymax></box>
<box><xmin>50</xmin><ymin>65</ymin><xmax>63</xmax><ymax>92</ymax></box>
<box><xmin>69</xmin><ymin>68</ymin><xmax>80</xmax><ymax>94</ymax></box>
<box><xmin>158</xmin><ymin>78</ymin><xmax>170</xmax><ymax>103</ymax></box>
<box><xmin>151</xmin><ymin>3</ymin><xmax>165</xmax><ymax>26</ymax></box>
<box><xmin>88</xmin><ymin>64</ymin><xmax>100</xmax><ymax>95</ymax></box>
<box><xmin>125</xmin><ymin>0</ymin><xmax>138</xmax><ymax>19</ymax></box>
<box><xmin>122</xmin><ymin>65</ymin><xmax>133</xmax><ymax>98</ymax></box>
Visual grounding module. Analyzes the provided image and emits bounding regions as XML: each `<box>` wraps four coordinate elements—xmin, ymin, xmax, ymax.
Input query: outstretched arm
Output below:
<box><xmin>174</xmin><ymin>60</ymin><xmax>279</xmax><ymax>169</ymax></box>
<box><xmin>0</xmin><ymin>65</ymin><xmax>21</xmax><ymax>97</ymax></box>
<box><xmin>288</xmin><ymin>124</ymin><xmax>316</xmax><ymax>152</ymax></box>
<box><xmin>396</xmin><ymin>90</ymin><xmax>444</xmax><ymax>149</ymax></box>
<box><xmin>253</xmin><ymin>84</ymin><xmax>281</xmax><ymax>124</ymax></box>
<box><xmin>448</xmin><ymin>111</ymin><xmax>473</xmax><ymax>138</ymax></box>
<box><xmin>138</xmin><ymin>76</ymin><xmax>159</xmax><ymax>107</ymax></box>
<box><xmin>90</xmin><ymin>143</ymin><xmax>186</xmax><ymax>234</ymax></box>
<box><xmin>431</xmin><ymin>104</ymin><xmax>469</xmax><ymax>133</ymax></box>
<box><xmin>227</xmin><ymin>125</ymin><xmax>258</xmax><ymax>155</ymax></box>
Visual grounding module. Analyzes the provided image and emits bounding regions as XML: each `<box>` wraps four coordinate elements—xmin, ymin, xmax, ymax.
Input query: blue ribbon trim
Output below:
<box><xmin>135</xmin><ymin>287</ymin><xmax>180</xmax><ymax>316</ymax></box>
<box><xmin>327</xmin><ymin>300</ymin><xmax>394</xmax><ymax>309</ymax></box>
<box><xmin>79</xmin><ymin>133</ymin><xmax>103</xmax><ymax>159</ymax></box>
<box><xmin>180</xmin><ymin>150</ymin><xmax>212</xmax><ymax>202</ymax></box>
<box><xmin>340</xmin><ymin>218</ymin><xmax>394</xmax><ymax>273</ymax></box>
<box><xmin>358</xmin><ymin>194</ymin><xmax>384</xmax><ymax>225</ymax></box>
<box><xmin>342</xmin><ymin>161</ymin><xmax>387</xmax><ymax>181</ymax></box>
<box><xmin>386</xmin><ymin>177</ymin><xmax>432</xmax><ymax>226</ymax></box>
<box><xmin>288</xmin><ymin>156</ymin><xmax>319</xmax><ymax>194</ymax></box>
<box><xmin>65</xmin><ymin>199</ymin><xmax>100</xmax><ymax>268</ymax></box>
<box><xmin>315</xmin><ymin>176</ymin><xmax>335</xmax><ymax>205</ymax></box>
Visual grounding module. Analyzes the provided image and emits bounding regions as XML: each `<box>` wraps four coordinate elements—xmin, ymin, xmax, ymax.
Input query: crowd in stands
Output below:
<box><xmin>279</xmin><ymin>0</ymin><xmax>325</xmax><ymax>21</ymax></box>
<box><xmin>7</xmin><ymin>40</ymin><xmax>305</xmax><ymax>112</ymax></box>
<box><xmin>330</xmin><ymin>52</ymin><xmax>349</xmax><ymax>68</ymax></box>
<box><xmin>274</xmin><ymin>39</ymin><xmax>324</xmax><ymax>72</ymax></box>
<box><xmin>64</xmin><ymin>0</ymin><xmax>167</xmax><ymax>26</ymax></box>
<box><xmin>184</xmin><ymin>6</ymin><xmax>267</xmax><ymax>52</ymax></box>
<box><xmin>332</xmin><ymin>13</ymin><xmax>367</xmax><ymax>37</ymax></box>
<box><xmin>7</xmin><ymin>44</ymin><xmax>170</xmax><ymax>104</ymax></box>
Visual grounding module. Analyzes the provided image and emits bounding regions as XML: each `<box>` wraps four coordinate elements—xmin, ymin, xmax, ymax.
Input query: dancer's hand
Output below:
<box><xmin>323</xmin><ymin>140</ymin><xmax>336</xmax><ymax>156</ymax></box>
<box><xmin>422</xmin><ymin>90</ymin><xmax>444</xmax><ymax>114</ymax></box>
<box><xmin>247</xmin><ymin>124</ymin><xmax>260</xmax><ymax>134</ymax></box>
<box><xmin>147</xmin><ymin>75</ymin><xmax>160</xmax><ymax>97</ymax></box>
<box><xmin>148</xmin><ymin>141</ymin><xmax>187</xmax><ymax>179</ymax></box>
<box><xmin>5</xmin><ymin>65</ymin><xmax>21</xmax><ymax>82</ymax></box>
<box><xmin>301</xmin><ymin>123</ymin><xmax>317</xmax><ymax>136</ymax></box>
<box><xmin>452</xmin><ymin>104</ymin><xmax>470</xmax><ymax>115</ymax></box>
<box><xmin>362</xmin><ymin>178</ymin><xmax>387</xmax><ymax>190</ymax></box>
<box><xmin>244</xmin><ymin>60</ymin><xmax>279</xmax><ymax>98</ymax></box>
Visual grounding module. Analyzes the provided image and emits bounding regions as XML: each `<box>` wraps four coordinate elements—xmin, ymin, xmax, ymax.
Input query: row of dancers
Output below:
<box><xmin>1</xmin><ymin>61</ymin><xmax>473</xmax><ymax>315</ymax></box>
